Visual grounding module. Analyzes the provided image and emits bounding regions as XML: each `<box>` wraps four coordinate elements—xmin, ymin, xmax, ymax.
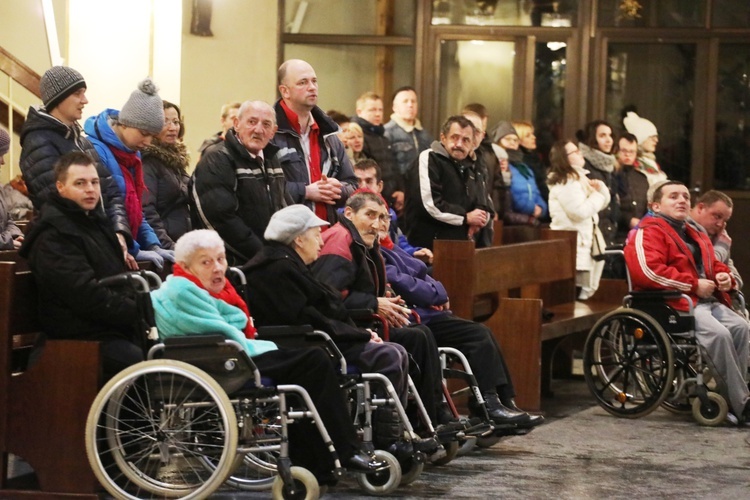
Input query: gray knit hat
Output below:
<box><xmin>264</xmin><ymin>205</ymin><xmax>330</xmax><ymax>245</ymax></box>
<box><xmin>0</xmin><ymin>127</ymin><xmax>10</xmax><ymax>156</ymax></box>
<box><xmin>491</xmin><ymin>121</ymin><xmax>518</xmax><ymax>143</ymax></box>
<box><xmin>118</xmin><ymin>78</ymin><xmax>164</xmax><ymax>135</ymax></box>
<box><xmin>40</xmin><ymin>66</ymin><xmax>86</xmax><ymax>112</ymax></box>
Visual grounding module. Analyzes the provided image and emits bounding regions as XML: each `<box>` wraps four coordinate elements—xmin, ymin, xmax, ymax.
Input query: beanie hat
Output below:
<box><xmin>118</xmin><ymin>78</ymin><xmax>165</xmax><ymax>135</ymax></box>
<box><xmin>264</xmin><ymin>205</ymin><xmax>330</xmax><ymax>245</ymax></box>
<box><xmin>0</xmin><ymin>127</ymin><xmax>10</xmax><ymax>157</ymax></box>
<box><xmin>491</xmin><ymin>121</ymin><xmax>518</xmax><ymax>143</ymax></box>
<box><xmin>623</xmin><ymin>112</ymin><xmax>658</xmax><ymax>146</ymax></box>
<box><xmin>40</xmin><ymin>66</ymin><xmax>86</xmax><ymax>112</ymax></box>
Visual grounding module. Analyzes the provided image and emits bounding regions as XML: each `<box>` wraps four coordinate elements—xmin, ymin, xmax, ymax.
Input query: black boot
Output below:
<box><xmin>483</xmin><ymin>392</ymin><xmax>530</xmax><ymax>425</ymax></box>
<box><xmin>502</xmin><ymin>398</ymin><xmax>545</xmax><ymax>427</ymax></box>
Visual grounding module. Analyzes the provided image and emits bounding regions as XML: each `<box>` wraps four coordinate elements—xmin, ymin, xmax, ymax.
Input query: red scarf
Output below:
<box><xmin>172</xmin><ymin>262</ymin><xmax>257</xmax><ymax>339</ymax></box>
<box><xmin>379</xmin><ymin>234</ymin><xmax>395</xmax><ymax>250</ymax></box>
<box><xmin>110</xmin><ymin>147</ymin><xmax>146</xmax><ymax>234</ymax></box>
<box><xmin>280</xmin><ymin>100</ymin><xmax>327</xmax><ymax>221</ymax></box>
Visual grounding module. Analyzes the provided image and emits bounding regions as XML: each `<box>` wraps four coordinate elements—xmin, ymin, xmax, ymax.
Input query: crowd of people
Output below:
<box><xmin>1</xmin><ymin>55</ymin><xmax>748</xmax><ymax>490</ymax></box>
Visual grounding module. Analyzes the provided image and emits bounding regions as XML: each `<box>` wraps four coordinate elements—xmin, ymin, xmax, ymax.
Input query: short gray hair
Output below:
<box><xmin>174</xmin><ymin>229</ymin><xmax>225</xmax><ymax>264</ymax></box>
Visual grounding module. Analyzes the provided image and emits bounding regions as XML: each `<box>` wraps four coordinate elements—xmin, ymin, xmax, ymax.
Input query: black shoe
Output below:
<box><xmin>436</xmin><ymin>403</ymin><xmax>458</xmax><ymax>425</ymax></box>
<box><xmin>483</xmin><ymin>393</ymin><xmax>530</xmax><ymax>425</ymax></box>
<box><xmin>345</xmin><ymin>450</ymin><xmax>389</xmax><ymax>472</ymax></box>
<box><xmin>503</xmin><ymin>398</ymin><xmax>545</xmax><ymax>428</ymax></box>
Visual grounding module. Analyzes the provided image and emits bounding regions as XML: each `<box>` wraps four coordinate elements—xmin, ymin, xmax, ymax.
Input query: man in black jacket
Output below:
<box><xmin>190</xmin><ymin>100</ymin><xmax>291</xmax><ymax>265</ymax></box>
<box><xmin>404</xmin><ymin>115</ymin><xmax>493</xmax><ymax>249</ymax></box>
<box><xmin>352</xmin><ymin>91</ymin><xmax>402</xmax><ymax>208</ymax></box>
<box><xmin>20</xmin><ymin>151</ymin><xmax>143</xmax><ymax>380</ymax></box>
<box><xmin>19</xmin><ymin>65</ymin><xmax>133</xmax><ymax>267</ymax></box>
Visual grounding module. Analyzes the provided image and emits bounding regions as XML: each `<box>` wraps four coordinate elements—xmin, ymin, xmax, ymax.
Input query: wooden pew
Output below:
<box><xmin>433</xmin><ymin>232</ymin><xmax>627</xmax><ymax>411</ymax></box>
<box><xmin>0</xmin><ymin>261</ymin><xmax>101</xmax><ymax>498</ymax></box>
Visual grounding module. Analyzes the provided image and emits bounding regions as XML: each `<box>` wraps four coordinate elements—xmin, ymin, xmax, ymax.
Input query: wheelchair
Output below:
<box><xmin>85</xmin><ymin>270</ymin><xmax>397</xmax><ymax>499</ymax></box>
<box><xmin>583</xmin><ymin>287</ymin><xmax>730</xmax><ymax>427</ymax></box>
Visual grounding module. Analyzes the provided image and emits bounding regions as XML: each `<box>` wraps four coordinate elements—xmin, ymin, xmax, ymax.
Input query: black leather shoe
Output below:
<box><xmin>345</xmin><ymin>451</ymin><xmax>389</xmax><ymax>472</ymax></box>
<box><xmin>503</xmin><ymin>398</ymin><xmax>545</xmax><ymax>428</ymax></box>
<box><xmin>484</xmin><ymin>393</ymin><xmax>530</xmax><ymax>425</ymax></box>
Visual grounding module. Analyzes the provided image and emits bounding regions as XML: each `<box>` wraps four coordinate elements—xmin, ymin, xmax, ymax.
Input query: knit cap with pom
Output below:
<box><xmin>118</xmin><ymin>78</ymin><xmax>165</xmax><ymax>135</ymax></box>
<box><xmin>623</xmin><ymin>112</ymin><xmax>658</xmax><ymax>146</ymax></box>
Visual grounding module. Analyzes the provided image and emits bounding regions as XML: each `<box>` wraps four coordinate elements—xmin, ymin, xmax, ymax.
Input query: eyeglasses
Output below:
<box><xmin>566</xmin><ymin>148</ymin><xmax>581</xmax><ymax>156</ymax></box>
<box><xmin>164</xmin><ymin>119</ymin><xmax>181</xmax><ymax>127</ymax></box>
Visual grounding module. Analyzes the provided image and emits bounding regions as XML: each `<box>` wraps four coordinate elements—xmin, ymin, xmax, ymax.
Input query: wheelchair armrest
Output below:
<box><xmin>628</xmin><ymin>290</ymin><xmax>685</xmax><ymax>300</ymax></box>
<box><xmin>162</xmin><ymin>333</ymin><xmax>229</xmax><ymax>346</ymax></box>
<box><xmin>256</xmin><ymin>325</ymin><xmax>315</xmax><ymax>338</ymax></box>
<box><xmin>99</xmin><ymin>271</ymin><xmax>151</xmax><ymax>292</ymax></box>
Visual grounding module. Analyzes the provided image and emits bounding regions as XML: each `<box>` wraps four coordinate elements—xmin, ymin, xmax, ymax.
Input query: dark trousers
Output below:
<box><xmin>426</xmin><ymin>314</ymin><xmax>516</xmax><ymax>401</ymax></box>
<box><xmin>388</xmin><ymin>324</ymin><xmax>442</xmax><ymax>422</ymax></box>
<box><xmin>252</xmin><ymin>347</ymin><xmax>359</xmax><ymax>480</ymax></box>
<box><xmin>341</xmin><ymin>341</ymin><xmax>409</xmax><ymax>402</ymax></box>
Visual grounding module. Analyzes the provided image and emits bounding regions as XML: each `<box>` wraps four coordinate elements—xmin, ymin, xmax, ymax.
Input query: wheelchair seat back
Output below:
<box><xmin>628</xmin><ymin>297</ymin><xmax>695</xmax><ymax>334</ymax></box>
<box><xmin>161</xmin><ymin>334</ymin><xmax>256</xmax><ymax>394</ymax></box>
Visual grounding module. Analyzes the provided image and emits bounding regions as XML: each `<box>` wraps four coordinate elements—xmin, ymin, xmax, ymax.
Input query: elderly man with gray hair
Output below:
<box><xmin>190</xmin><ymin>100</ymin><xmax>292</xmax><ymax>265</ymax></box>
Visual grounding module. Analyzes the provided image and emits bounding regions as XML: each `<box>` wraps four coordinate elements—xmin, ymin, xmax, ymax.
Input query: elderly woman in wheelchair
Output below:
<box><xmin>87</xmin><ymin>229</ymin><xmax>391</xmax><ymax>500</ymax></box>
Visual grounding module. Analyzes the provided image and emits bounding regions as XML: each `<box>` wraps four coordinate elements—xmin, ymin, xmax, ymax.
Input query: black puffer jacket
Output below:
<box><xmin>351</xmin><ymin>116</ymin><xmax>402</xmax><ymax>201</ymax></box>
<box><xmin>404</xmin><ymin>141</ymin><xmax>492</xmax><ymax>249</ymax></box>
<box><xmin>273</xmin><ymin>100</ymin><xmax>357</xmax><ymax>223</ymax></box>
<box><xmin>19</xmin><ymin>107</ymin><xmax>132</xmax><ymax>241</ymax></box>
<box><xmin>19</xmin><ymin>192</ymin><xmax>137</xmax><ymax>342</ymax></box>
<box><xmin>141</xmin><ymin>140</ymin><xmax>191</xmax><ymax>249</ymax></box>
<box><xmin>243</xmin><ymin>243</ymin><xmax>371</xmax><ymax>344</ymax></box>
<box><xmin>189</xmin><ymin>130</ymin><xmax>291</xmax><ymax>265</ymax></box>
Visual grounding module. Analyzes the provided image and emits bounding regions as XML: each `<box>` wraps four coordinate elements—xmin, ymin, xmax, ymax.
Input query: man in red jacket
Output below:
<box><xmin>624</xmin><ymin>180</ymin><xmax>750</xmax><ymax>421</ymax></box>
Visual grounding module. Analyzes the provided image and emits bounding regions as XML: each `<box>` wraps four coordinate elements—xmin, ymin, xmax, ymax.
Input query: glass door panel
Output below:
<box><xmin>605</xmin><ymin>43</ymin><xmax>696</xmax><ymax>184</ymax></box>
<box><xmin>714</xmin><ymin>44</ymin><xmax>750</xmax><ymax>190</ymax></box>
<box><xmin>438</xmin><ymin>40</ymin><xmax>516</xmax><ymax>127</ymax></box>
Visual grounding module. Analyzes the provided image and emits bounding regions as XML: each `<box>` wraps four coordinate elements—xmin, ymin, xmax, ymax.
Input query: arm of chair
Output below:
<box><xmin>347</xmin><ymin>309</ymin><xmax>390</xmax><ymax>341</ymax></box>
<box><xmin>257</xmin><ymin>325</ymin><xmax>348</xmax><ymax>375</ymax></box>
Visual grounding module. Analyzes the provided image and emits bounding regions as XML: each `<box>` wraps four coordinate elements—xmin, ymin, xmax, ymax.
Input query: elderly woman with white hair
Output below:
<box><xmin>243</xmin><ymin>204</ymin><xmax>412</xmax><ymax>449</ymax></box>
<box><xmin>150</xmin><ymin>229</ymin><xmax>387</xmax><ymax>484</ymax></box>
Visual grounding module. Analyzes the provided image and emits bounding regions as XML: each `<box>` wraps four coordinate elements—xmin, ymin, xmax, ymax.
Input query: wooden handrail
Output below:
<box><xmin>0</xmin><ymin>46</ymin><xmax>42</xmax><ymax>98</ymax></box>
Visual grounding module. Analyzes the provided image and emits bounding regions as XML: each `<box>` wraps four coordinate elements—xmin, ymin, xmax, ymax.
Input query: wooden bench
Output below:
<box><xmin>0</xmin><ymin>261</ymin><xmax>101</xmax><ymax>498</ymax></box>
<box><xmin>433</xmin><ymin>231</ymin><xmax>627</xmax><ymax>411</ymax></box>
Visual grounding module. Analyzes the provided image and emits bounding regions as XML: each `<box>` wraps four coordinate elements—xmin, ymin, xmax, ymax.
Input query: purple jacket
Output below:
<box><xmin>380</xmin><ymin>244</ymin><xmax>449</xmax><ymax>325</ymax></box>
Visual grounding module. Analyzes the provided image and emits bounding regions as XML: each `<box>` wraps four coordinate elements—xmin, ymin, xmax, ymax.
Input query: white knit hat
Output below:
<box><xmin>264</xmin><ymin>205</ymin><xmax>329</xmax><ymax>245</ymax></box>
<box><xmin>623</xmin><ymin>112</ymin><xmax>658</xmax><ymax>146</ymax></box>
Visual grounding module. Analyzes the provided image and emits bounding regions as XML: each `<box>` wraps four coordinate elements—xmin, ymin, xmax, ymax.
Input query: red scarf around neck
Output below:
<box><xmin>110</xmin><ymin>147</ymin><xmax>146</xmax><ymax>234</ymax></box>
<box><xmin>172</xmin><ymin>262</ymin><xmax>257</xmax><ymax>339</ymax></box>
<box><xmin>280</xmin><ymin>100</ymin><xmax>327</xmax><ymax>221</ymax></box>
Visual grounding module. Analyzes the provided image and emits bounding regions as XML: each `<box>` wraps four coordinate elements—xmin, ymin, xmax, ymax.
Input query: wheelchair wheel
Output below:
<box><xmin>85</xmin><ymin>359</ymin><xmax>238</xmax><ymax>500</ymax></box>
<box><xmin>270</xmin><ymin>466</ymin><xmax>319</xmax><ymax>500</ymax></box>
<box><xmin>430</xmin><ymin>440</ymin><xmax>459</xmax><ymax>466</ymax></box>
<box><xmin>207</xmin><ymin>398</ymin><xmax>283</xmax><ymax>491</ymax></box>
<box><xmin>398</xmin><ymin>452</ymin><xmax>424</xmax><ymax>485</ymax></box>
<box><xmin>356</xmin><ymin>449</ymin><xmax>402</xmax><ymax>495</ymax></box>
<box><xmin>692</xmin><ymin>391</ymin><xmax>728</xmax><ymax>426</ymax></box>
<box><xmin>457</xmin><ymin>435</ymin><xmax>477</xmax><ymax>455</ymax></box>
<box><xmin>476</xmin><ymin>435</ymin><xmax>501</xmax><ymax>448</ymax></box>
<box><xmin>584</xmin><ymin>308</ymin><xmax>674</xmax><ymax>419</ymax></box>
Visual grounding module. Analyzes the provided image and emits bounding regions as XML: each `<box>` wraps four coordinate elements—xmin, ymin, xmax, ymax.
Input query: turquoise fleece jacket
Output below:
<box><xmin>151</xmin><ymin>275</ymin><xmax>277</xmax><ymax>357</ymax></box>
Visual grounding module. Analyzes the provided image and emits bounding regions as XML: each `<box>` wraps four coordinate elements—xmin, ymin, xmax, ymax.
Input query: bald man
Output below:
<box><xmin>273</xmin><ymin>59</ymin><xmax>357</xmax><ymax>224</ymax></box>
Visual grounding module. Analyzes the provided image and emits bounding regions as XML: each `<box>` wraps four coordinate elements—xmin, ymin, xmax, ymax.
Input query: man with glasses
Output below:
<box><xmin>615</xmin><ymin>132</ymin><xmax>650</xmax><ymax>244</ymax></box>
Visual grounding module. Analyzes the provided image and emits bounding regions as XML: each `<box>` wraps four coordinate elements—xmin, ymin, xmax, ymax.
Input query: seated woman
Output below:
<box><xmin>243</xmin><ymin>205</ymin><xmax>411</xmax><ymax>447</ymax></box>
<box><xmin>150</xmin><ymin>229</ymin><xmax>386</xmax><ymax>483</ymax></box>
<box><xmin>547</xmin><ymin>140</ymin><xmax>611</xmax><ymax>300</ymax></box>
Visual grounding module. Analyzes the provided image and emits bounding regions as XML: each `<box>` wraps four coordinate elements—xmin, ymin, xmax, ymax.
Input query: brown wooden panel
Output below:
<box><xmin>490</xmin><ymin>298</ymin><xmax>543</xmax><ymax>411</ymax></box>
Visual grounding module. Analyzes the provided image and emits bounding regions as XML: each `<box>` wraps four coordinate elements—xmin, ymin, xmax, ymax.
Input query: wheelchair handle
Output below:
<box><xmin>227</xmin><ymin>266</ymin><xmax>247</xmax><ymax>286</ymax></box>
<box><xmin>99</xmin><ymin>272</ymin><xmax>150</xmax><ymax>293</ymax></box>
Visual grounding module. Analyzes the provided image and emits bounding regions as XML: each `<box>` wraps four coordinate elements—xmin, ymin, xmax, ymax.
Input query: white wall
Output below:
<box><xmin>67</xmin><ymin>0</ymin><xmax>182</xmax><ymax>123</ymax></box>
<box><xmin>179</xmin><ymin>0</ymin><xmax>278</xmax><ymax>169</ymax></box>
